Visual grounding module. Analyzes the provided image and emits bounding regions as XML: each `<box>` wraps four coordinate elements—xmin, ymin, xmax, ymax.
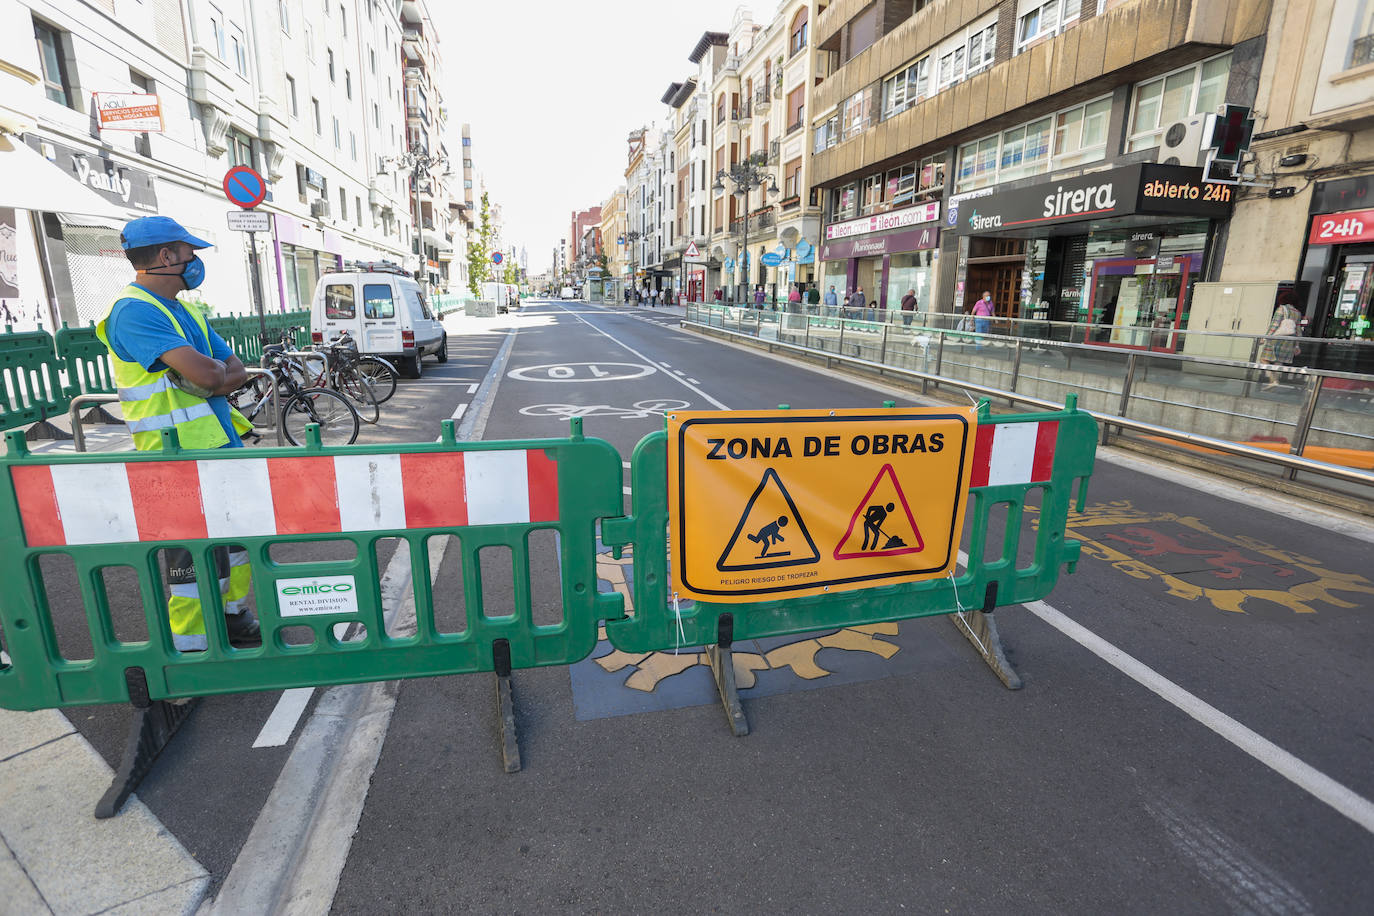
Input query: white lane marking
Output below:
<box><xmin>1025</xmin><ymin>599</ymin><xmax>1374</xmax><ymax>836</ymax></box>
<box><xmin>252</xmin><ymin>687</ymin><xmax>315</xmax><ymax>748</ymax></box>
<box><xmin>688</xmin><ymin>378</ymin><xmax>700</xmax><ymax>384</ymax></box>
<box><xmin>450</xmin><ymin>403</ymin><xmax>468</xmax><ymax>420</ymax></box>
<box><xmin>673</xmin><ymin>370</ymin><xmax>686</xmax><ymax>377</ymax></box>
<box><xmin>622</xmin><ymin>486</ymin><xmax>632</xmax><ymax>495</ymax></box>
<box><xmin>557</xmin><ymin>307</ymin><xmax>731</xmax><ymax>410</ymax></box>
<box><xmin>467</xmin><ymin>383</ymin><xmax>478</xmax><ymax>394</ymax></box>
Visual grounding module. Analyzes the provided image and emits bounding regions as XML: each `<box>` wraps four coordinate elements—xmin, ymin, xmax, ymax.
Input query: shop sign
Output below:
<box><xmin>93</xmin><ymin>92</ymin><xmax>164</xmax><ymax>132</ymax></box>
<box><xmin>24</xmin><ymin>135</ymin><xmax>157</xmax><ymax>212</ymax></box>
<box><xmin>1310</xmin><ymin>177</ymin><xmax>1370</xmax><ymax>214</ymax></box>
<box><xmin>819</xmin><ymin>225</ymin><xmax>938</xmax><ymax>261</ymax></box>
<box><xmin>0</xmin><ymin>208</ymin><xmax>17</xmax><ymax>298</ymax></box>
<box><xmin>825</xmin><ymin>201</ymin><xmax>940</xmax><ymax>241</ymax></box>
<box><xmin>1308</xmin><ymin>208</ymin><xmax>1374</xmax><ymax>246</ymax></box>
<box><xmin>947</xmin><ymin>164</ymin><xmax>1231</xmax><ymax>235</ymax></box>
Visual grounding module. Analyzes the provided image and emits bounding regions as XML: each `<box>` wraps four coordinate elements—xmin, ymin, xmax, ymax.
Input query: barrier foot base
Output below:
<box><xmin>81</xmin><ymin>405</ymin><xmax>120</xmax><ymax>425</ymax></box>
<box><xmin>705</xmin><ymin>614</ymin><xmax>749</xmax><ymax>737</ymax></box>
<box><xmin>24</xmin><ymin>419</ymin><xmax>73</xmax><ymax>442</ymax></box>
<box><xmin>951</xmin><ymin>583</ymin><xmax>1022</xmax><ymax>690</ymax></box>
<box><xmin>493</xmin><ymin>640</ymin><xmax>521</xmax><ymax>773</ymax></box>
<box><xmin>95</xmin><ymin>698</ymin><xmax>200</xmax><ymax>818</ymax></box>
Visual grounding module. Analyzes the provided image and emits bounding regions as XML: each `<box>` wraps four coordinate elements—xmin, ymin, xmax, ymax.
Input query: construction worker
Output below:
<box><xmin>98</xmin><ymin>216</ymin><xmax>259</xmax><ymax>650</ymax></box>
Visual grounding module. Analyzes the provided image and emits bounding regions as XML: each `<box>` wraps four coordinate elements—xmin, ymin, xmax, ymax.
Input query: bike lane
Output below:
<box><xmin>332</xmin><ymin>302</ymin><xmax>1373</xmax><ymax>912</ymax></box>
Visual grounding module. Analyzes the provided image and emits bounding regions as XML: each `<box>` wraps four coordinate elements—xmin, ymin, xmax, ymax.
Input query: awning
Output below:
<box><xmin>0</xmin><ymin>131</ymin><xmax>128</xmax><ymax>218</ymax></box>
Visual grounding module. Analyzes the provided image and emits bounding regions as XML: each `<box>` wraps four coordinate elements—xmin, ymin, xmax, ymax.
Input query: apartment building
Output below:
<box><xmin>706</xmin><ymin>10</ymin><xmax>760</xmax><ymax>299</ymax></box>
<box><xmin>3</xmin><ymin>0</ymin><xmax>460</xmax><ymax>333</ymax></box>
<box><xmin>600</xmin><ymin>187</ymin><xmax>627</xmax><ymax>286</ymax></box>
<box><xmin>807</xmin><ymin>0</ymin><xmax>1269</xmax><ymax>350</ymax></box>
<box><xmin>1223</xmin><ymin>0</ymin><xmax>1374</xmax><ymax>344</ymax></box>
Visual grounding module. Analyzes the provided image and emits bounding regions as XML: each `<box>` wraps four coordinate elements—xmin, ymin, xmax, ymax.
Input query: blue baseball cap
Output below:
<box><xmin>119</xmin><ymin>216</ymin><xmax>212</xmax><ymax>251</ymax></box>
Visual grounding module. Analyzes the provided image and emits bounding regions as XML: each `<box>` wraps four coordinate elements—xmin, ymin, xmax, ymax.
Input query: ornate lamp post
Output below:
<box><xmin>624</xmin><ymin>229</ymin><xmax>642</xmax><ymax>299</ymax></box>
<box><xmin>713</xmin><ymin>151</ymin><xmax>777</xmax><ymax>305</ymax></box>
<box><xmin>381</xmin><ymin>149</ymin><xmax>449</xmax><ymax>299</ymax></box>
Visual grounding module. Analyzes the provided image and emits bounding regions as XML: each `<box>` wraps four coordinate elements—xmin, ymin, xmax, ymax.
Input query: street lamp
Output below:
<box><xmin>624</xmin><ymin>229</ymin><xmax>642</xmax><ymax>300</ymax></box>
<box><xmin>714</xmin><ymin>151</ymin><xmax>777</xmax><ymax>305</ymax></box>
<box><xmin>381</xmin><ymin>149</ymin><xmax>448</xmax><ymax>299</ymax></box>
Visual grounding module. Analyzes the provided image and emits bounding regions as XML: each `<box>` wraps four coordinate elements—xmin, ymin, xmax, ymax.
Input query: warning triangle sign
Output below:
<box><xmin>717</xmin><ymin>468</ymin><xmax>820</xmax><ymax>572</ymax></box>
<box><xmin>833</xmin><ymin>464</ymin><xmax>925</xmax><ymax>560</ymax></box>
<box><xmin>685</xmin><ymin>240</ymin><xmax>701</xmax><ymax>259</ymax></box>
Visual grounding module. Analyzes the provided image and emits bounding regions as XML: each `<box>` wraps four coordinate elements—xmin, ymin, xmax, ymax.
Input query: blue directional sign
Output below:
<box><xmin>223</xmin><ymin>166</ymin><xmax>266</xmax><ymax>209</ymax></box>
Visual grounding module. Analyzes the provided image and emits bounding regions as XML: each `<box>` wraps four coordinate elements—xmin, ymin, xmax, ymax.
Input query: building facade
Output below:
<box><xmin>806</xmin><ymin>0</ymin><xmax>1270</xmax><ymax>350</ymax></box>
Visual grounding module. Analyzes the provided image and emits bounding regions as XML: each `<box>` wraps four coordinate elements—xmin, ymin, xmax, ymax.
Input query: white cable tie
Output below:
<box><xmin>671</xmin><ymin>592</ymin><xmax>686</xmax><ymax>655</ymax></box>
<box><xmin>949</xmin><ymin>569</ymin><xmax>989</xmax><ymax>656</ymax></box>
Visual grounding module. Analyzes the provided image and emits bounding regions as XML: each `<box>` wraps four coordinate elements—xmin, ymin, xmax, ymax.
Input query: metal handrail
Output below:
<box><xmin>681</xmin><ymin>315</ymin><xmax>1374</xmax><ymax>490</ymax></box>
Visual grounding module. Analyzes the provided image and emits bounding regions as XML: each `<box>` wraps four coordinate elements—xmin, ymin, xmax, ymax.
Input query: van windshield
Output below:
<box><xmin>363</xmin><ymin>284</ymin><xmax>396</xmax><ymax>319</ymax></box>
<box><xmin>324</xmin><ymin>284</ymin><xmax>355</xmax><ymax>319</ymax></box>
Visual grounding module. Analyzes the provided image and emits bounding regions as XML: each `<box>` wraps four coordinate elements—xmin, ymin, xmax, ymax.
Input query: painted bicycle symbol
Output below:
<box><xmin>519</xmin><ymin>399</ymin><xmax>691</xmax><ymax>420</ymax></box>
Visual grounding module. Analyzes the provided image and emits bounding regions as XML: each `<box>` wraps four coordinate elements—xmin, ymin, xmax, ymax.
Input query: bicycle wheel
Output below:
<box><xmin>281</xmin><ymin>388</ymin><xmax>360</xmax><ymax>446</ymax></box>
<box><xmin>356</xmin><ymin>357</ymin><xmax>398</xmax><ymax>403</ymax></box>
<box><xmin>332</xmin><ymin>365</ymin><xmax>381</xmax><ymax>425</ymax></box>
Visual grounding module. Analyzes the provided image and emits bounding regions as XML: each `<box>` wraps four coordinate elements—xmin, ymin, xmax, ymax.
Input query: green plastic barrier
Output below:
<box><xmin>602</xmin><ymin>397</ymin><xmax>1098</xmax><ymax>654</ymax></box>
<box><xmin>54</xmin><ymin>323</ymin><xmax>115</xmax><ymax>398</ymax></box>
<box><xmin>0</xmin><ymin>419</ymin><xmax>623</xmax><ymax>710</ymax></box>
<box><xmin>0</xmin><ymin>327</ymin><xmax>68</xmax><ymax>432</ymax></box>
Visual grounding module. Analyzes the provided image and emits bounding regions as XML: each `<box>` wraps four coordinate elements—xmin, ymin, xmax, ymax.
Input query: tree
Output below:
<box><xmin>502</xmin><ymin>255</ymin><xmax>519</xmax><ymax>285</ymax></box>
<box><xmin>465</xmin><ymin>192</ymin><xmax>495</xmax><ymax>297</ymax></box>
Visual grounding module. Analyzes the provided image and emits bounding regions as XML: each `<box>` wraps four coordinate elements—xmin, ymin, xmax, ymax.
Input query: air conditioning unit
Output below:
<box><xmin>310</xmin><ymin>199</ymin><xmax>331</xmax><ymax>219</ymax></box>
<box><xmin>1157</xmin><ymin>115</ymin><xmax>1208</xmax><ymax>167</ymax></box>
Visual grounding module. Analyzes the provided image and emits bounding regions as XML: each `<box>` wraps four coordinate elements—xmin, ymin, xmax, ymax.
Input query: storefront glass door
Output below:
<box><xmin>1324</xmin><ymin>254</ymin><xmax>1373</xmax><ymax>339</ymax></box>
<box><xmin>1087</xmin><ymin>255</ymin><xmax>1196</xmax><ymax>351</ymax></box>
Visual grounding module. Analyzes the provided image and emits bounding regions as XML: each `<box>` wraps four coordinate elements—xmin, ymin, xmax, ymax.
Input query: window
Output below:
<box><xmin>339</xmin><ymin>4</ymin><xmax>346</xmax><ymax>35</ymax></box>
<box><xmin>370</xmin><ymin>48</ymin><xmax>376</xmax><ymax>73</ymax></box>
<box><xmin>956</xmin><ymin>135</ymin><xmax>1000</xmax><ymax>190</ymax></box>
<box><xmin>1017</xmin><ymin>0</ymin><xmax>1081</xmax><ymax>53</ymax></box>
<box><xmin>130</xmin><ymin>70</ymin><xmax>154</xmax><ymax>156</ymax></box>
<box><xmin>882</xmin><ymin>56</ymin><xmax>930</xmax><ymax>119</ymax></box>
<box><xmin>783</xmin><ymin>158</ymin><xmax>803</xmax><ymax>198</ymax></box>
<box><xmin>362</xmin><ymin>284</ymin><xmax>394</xmax><ymax>319</ymax></box>
<box><xmin>373</xmin><ymin>102</ymin><xmax>379</xmax><ymax>127</ymax></box>
<box><xmin>34</xmin><ymin>20</ymin><xmax>74</xmax><ymax>108</ymax></box>
<box><xmin>1053</xmin><ymin>95</ymin><xmax>1111</xmax><ymax>165</ymax></box>
<box><xmin>339</xmin><ymin>186</ymin><xmax>346</xmax><ymax>217</ymax></box>
<box><xmin>333</xmin><ymin>116</ymin><xmax>340</xmax><ymax>148</ymax></box>
<box><xmin>786</xmin><ymin>86</ymin><xmax>805</xmax><ymax>132</ymax></box>
<box><xmin>832</xmin><ymin>183</ymin><xmax>857</xmax><ymax>220</ymax></box>
<box><xmin>305</xmin><ymin>23</ymin><xmax>314</xmax><ymax>59</ymax></box>
<box><xmin>1127</xmin><ymin>53</ymin><xmax>1232</xmax><ymax>151</ymax></box>
<box><xmin>849</xmin><ymin>4</ymin><xmax>878</xmax><ymax>60</ymax></box>
<box><xmin>284</xmin><ymin>74</ymin><xmax>298</xmax><ymax>117</ymax></box>
<box><xmin>280</xmin><ymin>0</ymin><xmax>292</xmax><ymax>33</ymax></box>
<box><xmin>997</xmin><ymin>117</ymin><xmax>1052</xmax><ymax>181</ymax></box>
<box><xmin>841</xmin><ymin>88</ymin><xmax>871</xmax><ymax>139</ymax></box>
<box><xmin>227</xmin><ymin>128</ymin><xmax>254</xmax><ymax>169</ymax></box>
<box><xmin>886</xmin><ymin>164</ymin><xmax>917</xmax><ymax>206</ymax></box>
<box><xmin>355</xmin><ymin>196</ymin><xmax>363</xmax><ymax>225</ymax></box>
<box><xmin>789</xmin><ymin>7</ymin><xmax>808</xmax><ymax>57</ymax></box>
<box><xmin>209</xmin><ymin>6</ymin><xmax>227</xmax><ymax>59</ymax></box>
<box><xmin>327</xmin><ymin>49</ymin><xmax>335</xmax><ymax>81</ymax></box>
<box><xmin>325</xmin><ymin>283</ymin><xmax>356</xmax><ymax>319</ymax></box>
<box><xmin>232</xmin><ymin>27</ymin><xmax>248</xmax><ymax>77</ymax></box>
<box><xmin>350</xmin><ymin>132</ymin><xmax>356</xmax><ymax>160</ymax></box>
<box><xmin>345</xmin><ymin>70</ymin><xmax>352</xmax><ymax>99</ymax></box>
<box><xmin>859</xmin><ymin>174</ymin><xmax>885</xmax><ymax>214</ymax></box>
<box><xmin>938</xmin><ymin>17</ymin><xmax>996</xmax><ymax>88</ymax></box>
<box><xmin>814</xmin><ymin>114</ymin><xmax>839</xmax><ymax>153</ymax></box>
<box><xmin>312</xmin><ymin>97</ymin><xmax>321</xmax><ymax>134</ymax></box>
<box><xmin>716</xmin><ymin>92</ymin><xmax>726</xmax><ymax>124</ymax></box>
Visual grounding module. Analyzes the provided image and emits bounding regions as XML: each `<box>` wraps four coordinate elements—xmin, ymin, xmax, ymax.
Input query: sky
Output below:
<box><xmin>428</xmin><ymin>0</ymin><xmax>763</xmax><ymax>275</ymax></box>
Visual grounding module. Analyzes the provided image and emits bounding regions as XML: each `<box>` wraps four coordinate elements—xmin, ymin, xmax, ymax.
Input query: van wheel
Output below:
<box><xmin>401</xmin><ymin>354</ymin><xmax>423</xmax><ymax>379</ymax></box>
<box><xmin>436</xmin><ymin>333</ymin><xmax>448</xmax><ymax>363</ymax></box>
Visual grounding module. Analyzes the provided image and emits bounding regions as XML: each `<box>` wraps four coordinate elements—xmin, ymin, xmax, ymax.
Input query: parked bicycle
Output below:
<box><xmin>229</xmin><ymin>342</ymin><xmax>361</xmax><ymax>446</ymax></box>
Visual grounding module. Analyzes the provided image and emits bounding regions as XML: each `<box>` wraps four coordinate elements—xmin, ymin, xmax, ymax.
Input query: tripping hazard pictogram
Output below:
<box><xmin>833</xmin><ymin>464</ymin><xmax>924</xmax><ymax>560</ymax></box>
<box><xmin>717</xmin><ymin>468</ymin><xmax>820</xmax><ymax>571</ymax></box>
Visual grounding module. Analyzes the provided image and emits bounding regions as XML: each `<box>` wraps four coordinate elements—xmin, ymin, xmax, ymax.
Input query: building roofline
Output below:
<box><xmin>661</xmin><ymin>82</ymin><xmax>683</xmax><ymax>105</ymax></box>
<box><xmin>688</xmin><ymin>31</ymin><xmax>728</xmax><ymax>63</ymax></box>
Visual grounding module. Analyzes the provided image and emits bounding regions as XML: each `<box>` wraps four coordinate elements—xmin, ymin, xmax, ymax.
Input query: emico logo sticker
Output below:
<box><xmin>276</xmin><ymin>575</ymin><xmax>360</xmax><ymax>616</ymax></box>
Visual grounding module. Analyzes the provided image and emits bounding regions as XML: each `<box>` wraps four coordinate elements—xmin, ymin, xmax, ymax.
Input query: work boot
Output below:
<box><xmin>226</xmin><ymin>610</ymin><xmax>261</xmax><ymax>647</ymax></box>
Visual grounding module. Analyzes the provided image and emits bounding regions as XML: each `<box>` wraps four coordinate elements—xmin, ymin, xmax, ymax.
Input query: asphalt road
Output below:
<box><xmin>26</xmin><ymin>300</ymin><xmax>1372</xmax><ymax>911</ymax></box>
<box><xmin>327</xmin><ymin>302</ymin><xmax>1372</xmax><ymax>914</ymax></box>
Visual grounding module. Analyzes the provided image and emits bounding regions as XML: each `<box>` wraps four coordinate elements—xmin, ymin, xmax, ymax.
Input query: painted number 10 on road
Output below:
<box><xmin>508</xmin><ymin>362</ymin><xmax>655</xmax><ymax>382</ymax></box>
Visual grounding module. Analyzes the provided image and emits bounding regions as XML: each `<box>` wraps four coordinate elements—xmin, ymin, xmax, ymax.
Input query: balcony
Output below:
<box><xmin>402</xmin><ymin>29</ymin><xmax>427</xmax><ymax>63</ymax></box>
<box><xmin>768</xmin><ymin>139</ymin><xmax>780</xmax><ymax>164</ymax></box>
<box><xmin>786</xmin><ymin>112</ymin><xmax>804</xmax><ymax>135</ymax></box>
<box><xmin>779</xmin><ymin>194</ymin><xmax>801</xmax><ymax>211</ymax></box>
<box><xmin>754</xmin><ymin>86</ymin><xmax>771</xmax><ymax>111</ymax></box>
<box><xmin>729</xmin><ymin>208</ymin><xmax>776</xmax><ymax>234</ymax></box>
<box><xmin>733</xmin><ymin>99</ymin><xmax>752</xmax><ymax>122</ymax></box>
<box><xmin>407</xmin><ymin>105</ymin><xmax>429</xmax><ymax>125</ymax></box>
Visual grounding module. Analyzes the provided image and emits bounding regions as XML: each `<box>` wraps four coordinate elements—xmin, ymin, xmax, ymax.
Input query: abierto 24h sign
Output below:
<box><xmin>668</xmin><ymin>407</ymin><xmax>977</xmax><ymax>602</ymax></box>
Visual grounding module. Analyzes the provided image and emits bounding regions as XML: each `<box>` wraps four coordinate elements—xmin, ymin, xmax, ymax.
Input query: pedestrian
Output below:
<box><xmin>99</xmin><ymin>216</ymin><xmax>259</xmax><ymax>651</ymax></box>
<box><xmin>806</xmin><ymin>284</ymin><xmax>821</xmax><ymax>313</ymax></box>
<box><xmin>850</xmin><ymin>286</ymin><xmax>867</xmax><ymax>320</ymax></box>
<box><xmin>972</xmin><ymin>290</ymin><xmax>995</xmax><ymax>349</ymax></box>
<box><xmin>624</xmin><ymin>287</ymin><xmax>630</xmax><ymax>306</ymax></box>
<box><xmin>900</xmin><ymin>288</ymin><xmax>917</xmax><ymax>327</ymax></box>
<box><xmin>788</xmin><ymin>284</ymin><xmax>802</xmax><ymax>307</ymax></box>
<box><xmin>754</xmin><ymin>284</ymin><xmax>766</xmax><ymax>308</ymax></box>
<box><xmin>713</xmin><ymin>287</ymin><xmax>723</xmax><ymax>303</ymax></box>
<box><xmin>1261</xmin><ymin>290</ymin><xmax>1303</xmax><ymax>389</ymax></box>
<box><xmin>823</xmin><ymin>285</ymin><xmax>838</xmax><ymax>316</ymax></box>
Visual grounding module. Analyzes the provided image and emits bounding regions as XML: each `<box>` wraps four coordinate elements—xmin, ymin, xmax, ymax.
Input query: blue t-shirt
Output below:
<box><xmin>106</xmin><ymin>286</ymin><xmax>243</xmax><ymax>448</ymax></box>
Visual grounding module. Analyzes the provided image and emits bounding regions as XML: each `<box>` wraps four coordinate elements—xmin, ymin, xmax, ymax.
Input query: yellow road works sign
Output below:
<box><xmin>668</xmin><ymin>407</ymin><xmax>977</xmax><ymax>601</ymax></box>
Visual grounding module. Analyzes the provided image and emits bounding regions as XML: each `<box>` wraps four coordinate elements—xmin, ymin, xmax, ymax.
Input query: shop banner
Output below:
<box><xmin>1308</xmin><ymin>208</ymin><xmax>1374</xmax><ymax>246</ymax></box>
<box><xmin>820</xmin><ymin>225</ymin><xmax>939</xmax><ymax>261</ymax></box>
<box><xmin>24</xmin><ymin>135</ymin><xmax>157</xmax><ymax>212</ymax></box>
<box><xmin>825</xmin><ymin>201</ymin><xmax>941</xmax><ymax>241</ymax></box>
<box><xmin>946</xmin><ymin>164</ymin><xmax>1232</xmax><ymax>235</ymax></box>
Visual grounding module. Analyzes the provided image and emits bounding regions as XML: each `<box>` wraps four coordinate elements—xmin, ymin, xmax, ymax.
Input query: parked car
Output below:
<box><xmin>311</xmin><ymin>262</ymin><xmax>446</xmax><ymax>379</ymax></box>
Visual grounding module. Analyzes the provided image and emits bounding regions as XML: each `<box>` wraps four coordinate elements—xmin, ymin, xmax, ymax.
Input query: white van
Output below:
<box><xmin>560</xmin><ymin>285</ymin><xmax>576</xmax><ymax>300</ymax></box>
<box><xmin>311</xmin><ymin>263</ymin><xmax>447</xmax><ymax>378</ymax></box>
<box><xmin>480</xmin><ymin>281</ymin><xmax>518</xmax><ymax>313</ymax></box>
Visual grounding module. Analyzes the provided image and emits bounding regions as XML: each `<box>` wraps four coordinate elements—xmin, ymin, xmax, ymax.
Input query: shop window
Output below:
<box><xmin>362</xmin><ymin>284</ymin><xmax>394</xmax><ymax>319</ymax></box>
<box><xmin>324</xmin><ymin>283</ymin><xmax>355</xmax><ymax>319</ymax></box>
<box><xmin>1128</xmin><ymin>53</ymin><xmax>1232</xmax><ymax>152</ymax></box>
<box><xmin>1017</xmin><ymin>0</ymin><xmax>1081</xmax><ymax>54</ymax></box>
<box><xmin>886</xmin><ymin>164</ymin><xmax>917</xmax><ymax>206</ymax></box>
<box><xmin>917</xmin><ymin>154</ymin><xmax>946</xmax><ymax>194</ymax></box>
<box><xmin>33</xmin><ymin>18</ymin><xmax>76</xmax><ymax>109</ymax></box>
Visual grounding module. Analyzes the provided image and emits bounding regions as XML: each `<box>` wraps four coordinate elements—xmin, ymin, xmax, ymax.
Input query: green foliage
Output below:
<box><xmin>466</xmin><ymin>192</ymin><xmax>495</xmax><ymax>297</ymax></box>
